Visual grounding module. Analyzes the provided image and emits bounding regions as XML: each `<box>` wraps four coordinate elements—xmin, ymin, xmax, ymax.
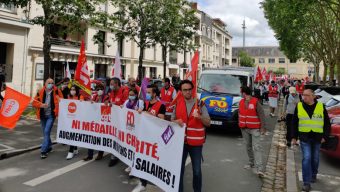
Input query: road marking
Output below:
<box><xmin>298</xmin><ymin>171</ymin><xmax>340</xmax><ymax>181</ymax></box>
<box><xmin>23</xmin><ymin>159</ymin><xmax>95</xmax><ymax>187</ymax></box>
<box><xmin>185</xmin><ymin>157</ymin><xmax>191</xmax><ymax>166</ymax></box>
<box><xmin>0</xmin><ymin>168</ymin><xmax>28</xmax><ymax>180</ymax></box>
<box><xmin>0</xmin><ymin>144</ymin><xmax>15</xmax><ymax>152</ymax></box>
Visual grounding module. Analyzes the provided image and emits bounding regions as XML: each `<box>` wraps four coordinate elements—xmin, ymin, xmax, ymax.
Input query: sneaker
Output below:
<box><xmin>132</xmin><ymin>183</ymin><xmax>146</xmax><ymax>192</ymax></box>
<box><xmin>257</xmin><ymin>171</ymin><xmax>265</xmax><ymax>178</ymax></box>
<box><xmin>95</xmin><ymin>153</ymin><xmax>103</xmax><ymax>160</ymax></box>
<box><xmin>66</xmin><ymin>152</ymin><xmax>74</xmax><ymax>160</ymax></box>
<box><xmin>125</xmin><ymin>166</ymin><xmax>132</xmax><ymax>173</ymax></box>
<box><xmin>46</xmin><ymin>148</ymin><xmax>53</xmax><ymax>154</ymax></box>
<box><xmin>269</xmin><ymin>113</ymin><xmax>273</xmax><ymax>117</ymax></box>
<box><xmin>243</xmin><ymin>164</ymin><xmax>255</xmax><ymax>169</ymax></box>
<box><xmin>83</xmin><ymin>156</ymin><xmax>93</xmax><ymax>161</ymax></box>
<box><xmin>302</xmin><ymin>184</ymin><xmax>311</xmax><ymax>192</ymax></box>
<box><xmin>73</xmin><ymin>149</ymin><xmax>79</xmax><ymax>155</ymax></box>
<box><xmin>40</xmin><ymin>153</ymin><xmax>47</xmax><ymax>159</ymax></box>
<box><xmin>108</xmin><ymin>158</ymin><xmax>119</xmax><ymax>167</ymax></box>
<box><xmin>311</xmin><ymin>175</ymin><xmax>317</xmax><ymax>183</ymax></box>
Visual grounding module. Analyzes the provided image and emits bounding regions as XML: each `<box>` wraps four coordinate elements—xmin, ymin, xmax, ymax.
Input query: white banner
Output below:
<box><xmin>57</xmin><ymin>99</ymin><xmax>185</xmax><ymax>192</ymax></box>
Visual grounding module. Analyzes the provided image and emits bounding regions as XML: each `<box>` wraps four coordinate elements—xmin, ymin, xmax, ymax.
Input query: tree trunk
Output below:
<box><xmin>314</xmin><ymin>63</ymin><xmax>320</xmax><ymax>83</ymax></box>
<box><xmin>322</xmin><ymin>63</ymin><xmax>328</xmax><ymax>84</ymax></box>
<box><xmin>43</xmin><ymin>20</ymin><xmax>51</xmax><ymax>81</ymax></box>
<box><xmin>329</xmin><ymin>62</ymin><xmax>335</xmax><ymax>85</ymax></box>
<box><xmin>162</xmin><ymin>45</ymin><xmax>167</xmax><ymax>79</ymax></box>
<box><xmin>138</xmin><ymin>46</ymin><xmax>144</xmax><ymax>82</ymax></box>
<box><xmin>337</xmin><ymin>61</ymin><xmax>340</xmax><ymax>86</ymax></box>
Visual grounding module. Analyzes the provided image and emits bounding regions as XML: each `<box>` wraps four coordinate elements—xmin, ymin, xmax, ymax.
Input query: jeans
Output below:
<box><xmin>300</xmin><ymin>139</ymin><xmax>321</xmax><ymax>185</ymax></box>
<box><xmin>285</xmin><ymin>114</ymin><xmax>293</xmax><ymax>145</ymax></box>
<box><xmin>241</xmin><ymin>128</ymin><xmax>264</xmax><ymax>172</ymax></box>
<box><xmin>87</xmin><ymin>149</ymin><xmax>103</xmax><ymax>158</ymax></box>
<box><xmin>179</xmin><ymin>144</ymin><xmax>203</xmax><ymax>192</ymax></box>
<box><xmin>40</xmin><ymin>115</ymin><xmax>55</xmax><ymax>153</ymax></box>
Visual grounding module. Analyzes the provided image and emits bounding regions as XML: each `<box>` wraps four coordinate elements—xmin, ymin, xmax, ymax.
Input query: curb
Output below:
<box><xmin>0</xmin><ymin>141</ymin><xmax>57</xmax><ymax>160</ymax></box>
<box><xmin>286</xmin><ymin>148</ymin><xmax>299</xmax><ymax>192</ymax></box>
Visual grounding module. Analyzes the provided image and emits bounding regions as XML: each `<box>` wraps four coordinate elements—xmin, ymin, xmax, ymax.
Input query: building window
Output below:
<box><xmin>0</xmin><ymin>42</ymin><xmax>13</xmax><ymax>82</ymax></box>
<box><xmin>117</xmin><ymin>37</ymin><xmax>124</xmax><ymax>57</ymax></box>
<box><xmin>169</xmin><ymin>49</ymin><xmax>177</xmax><ymax>64</ymax></box>
<box><xmin>95</xmin><ymin>64</ymin><xmax>107</xmax><ymax>79</ymax></box>
<box><xmin>149</xmin><ymin>67</ymin><xmax>157</xmax><ymax>79</ymax></box>
<box><xmin>99</xmin><ymin>2</ymin><xmax>107</xmax><ymax>12</ymax></box>
<box><xmin>232</xmin><ymin>58</ymin><xmax>237</xmax><ymax>63</ymax></box>
<box><xmin>0</xmin><ymin>3</ymin><xmax>16</xmax><ymax>13</ymax></box>
<box><xmin>121</xmin><ymin>65</ymin><xmax>126</xmax><ymax>79</ymax></box>
<box><xmin>153</xmin><ymin>44</ymin><xmax>156</xmax><ymax>61</ymax></box>
<box><xmin>162</xmin><ymin>47</ymin><xmax>166</xmax><ymax>61</ymax></box>
<box><xmin>97</xmin><ymin>31</ymin><xmax>105</xmax><ymax>55</ymax></box>
<box><xmin>259</xmin><ymin>58</ymin><xmax>265</xmax><ymax>63</ymax></box>
<box><xmin>279</xmin><ymin>58</ymin><xmax>285</xmax><ymax>63</ymax></box>
<box><xmin>290</xmin><ymin>59</ymin><xmax>296</xmax><ymax>63</ymax></box>
<box><xmin>268</xmin><ymin>58</ymin><xmax>275</xmax><ymax>63</ymax></box>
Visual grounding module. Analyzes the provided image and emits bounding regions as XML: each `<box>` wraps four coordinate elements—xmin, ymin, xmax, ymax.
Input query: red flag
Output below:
<box><xmin>74</xmin><ymin>40</ymin><xmax>91</xmax><ymax>97</ymax></box>
<box><xmin>255</xmin><ymin>66</ymin><xmax>263</xmax><ymax>82</ymax></box>
<box><xmin>0</xmin><ymin>87</ymin><xmax>31</xmax><ymax>129</ymax></box>
<box><xmin>185</xmin><ymin>51</ymin><xmax>199</xmax><ymax>98</ymax></box>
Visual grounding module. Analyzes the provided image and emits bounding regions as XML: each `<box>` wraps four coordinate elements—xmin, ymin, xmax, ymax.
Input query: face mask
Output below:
<box><xmin>129</xmin><ymin>96</ymin><xmax>136</xmax><ymax>101</ymax></box>
<box><xmin>146</xmin><ymin>93</ymin><xmax>152</xmax><ymax>101</ymax></box>
<box><xmin>70</xmin><ymin>90</ymin><xmax>76</xmax><ymax>96</ymax></box>
<box><xmin>97</xmin><ymin>90</ymin><xmax>103</xmax><ymax>96</ymax></box>
<box><xmin>110</xmin><ymin>85</ymin><xmax>115</xmax><ymax>90</ymax></box>
<box><xmin>47</xmin><ymin>84</ymin><xmax>53</xmax><ymax>90</ymax></box>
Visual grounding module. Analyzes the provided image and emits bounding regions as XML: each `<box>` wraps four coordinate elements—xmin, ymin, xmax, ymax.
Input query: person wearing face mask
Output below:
<box><xmin>283</xmin><ymin>87</ymin><xmax>300</xmax><ymax>147</ymax></box>
<box><xmin>238</xmin><ymin>86</ymin><xmax>266</xmax><ymax>178</ymax></box>
<box><xmin>268</xmin><ymin>80</ymin><xmax>279</xmax><ymax>117</ymax></box>
<box><xmin>66</xmin><ymin>85</ymin><xmax>84</xmax><ymax>160</ymax></box>
<box><xmin>32</xmin><ymin>78</ymin><xmax>63</xmax><ymax>159</ymax></box>
<box><xmin>83</xmin><ymin>83</ymin><xmax>107</xmax><ymax>161</ymax></box>
<box><xmin>132</xmin><ymin>84</ymin><xmax>166</xmax><ymax>192</ymax></box>
<box><xmin>60</xmin><ymin>77</ymin><xmax>70</xmax><ymax>99</ymax></box>
<box><xmin>128</xmin><ymin>77</ymin><xmax>140</xmax><ymax>93</ymax></box>
<box><xmin>107</xmin><ymin>77</ymin><xmax>128</xmax><ymax>167</ymax></box>
<box><xmin>160</xmin><ymin>78</ymin><xmax>177</xmax><ymax>120</ymax></box>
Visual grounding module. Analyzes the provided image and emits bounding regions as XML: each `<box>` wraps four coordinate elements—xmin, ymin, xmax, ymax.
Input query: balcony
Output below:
<box><xmin>50</xmin><ymin>38</ymin><xmax>81</xmax><ymax>48</ymax></box>
<box><xmin>0</xmin><ymin>3</ymin><xmax>16</xmax><ymax>13</ymax></box>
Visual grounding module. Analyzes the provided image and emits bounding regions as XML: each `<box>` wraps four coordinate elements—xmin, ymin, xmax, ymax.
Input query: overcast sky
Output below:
<box><xmin>194</xmin><ymin>0</ymin><xmax>278</xmax><ymax>47</ymax></box>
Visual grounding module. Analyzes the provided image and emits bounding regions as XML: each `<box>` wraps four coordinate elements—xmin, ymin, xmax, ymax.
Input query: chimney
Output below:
<box><xmin>191</xmin><ymin>2</ymin><xmax>198</xmax><ymax>10</ymax></box>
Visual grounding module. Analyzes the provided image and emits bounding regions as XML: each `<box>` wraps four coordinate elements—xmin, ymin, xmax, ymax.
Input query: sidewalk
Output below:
<box><xmin>0</xmin><ymin>117</ymin><xmax>58</xmax><ymax>160</ymax></box>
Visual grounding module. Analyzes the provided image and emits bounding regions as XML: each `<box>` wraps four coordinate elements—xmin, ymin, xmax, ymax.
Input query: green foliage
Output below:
<box><xmin>273</xmin><ymin>68</ymin><xmax>285</xmax><ymax>76</ymax></box>
<box><xmin>239</xmin><ymin>51</ymin><xmax>255</xmax><ymax>67</ymax></box>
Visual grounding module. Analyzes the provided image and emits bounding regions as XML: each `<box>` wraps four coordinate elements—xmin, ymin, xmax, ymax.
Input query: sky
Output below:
<box><xmin>194</xmin><ymin>0</ymin><xmax>278</xmax><ymax>47</ymax></box>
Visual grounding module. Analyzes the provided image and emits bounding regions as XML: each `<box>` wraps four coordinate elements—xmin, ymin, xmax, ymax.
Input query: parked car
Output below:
<box><xmin>321</xmin><ymin>118</ymin><xmax>340</xmax><ymax>159</ymax></box>
<box><xmin>315</xmin><ymin>89</ymin><xmax>333</xmax><ymax>104</ymax></box>
<box><xmin>326</xmin><ymin>95</ymin><xmax>340</xmax><ymax>109</ymax></box>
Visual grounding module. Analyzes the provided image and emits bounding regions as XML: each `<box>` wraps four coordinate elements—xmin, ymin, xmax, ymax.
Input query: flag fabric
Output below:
<box><xmin>185</xmin><ymin>51</ymin><xmax>199</xmax><ymax>98</ymax></box>
<box><xmin>112</xmin><ymin>49</ymin><xmax>122</xmax><ymax>79</ymax></box>
<box><xmin>139</xmin><ymin>77</ymin><xmax>149</xmax><ymax>100</ymax></box>
<box><xmin>255</xmin><ymin>66</ymin><xmax>263</xmax><ymax>82</ymax></box>
<box><xmin>0</xmin><ymin>87</ymin><xmax>31</xmax><ymax>129</ymax></box>
<box><xmin>65</xmin><ymin>61</ymin><xmax>71</xmax><ymax>79</ymax></box>
<box><xmin>74</xmin><ymin>40</ymin><xmax>91</xmax><ymax>97</ymax></box>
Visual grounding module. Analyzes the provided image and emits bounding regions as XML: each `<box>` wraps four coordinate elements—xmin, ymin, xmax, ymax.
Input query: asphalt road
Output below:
<box><xmin>0</xmin><ymin>105</ymin><xmax>277</xmax><ymax>192</ymax></box>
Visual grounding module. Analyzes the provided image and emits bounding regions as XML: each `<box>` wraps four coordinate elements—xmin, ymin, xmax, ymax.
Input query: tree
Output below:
<box><xmin>152</xmin><ymin>0</ymin><xmax>196</xmax><ymax>79</ymax></box>
<box><xmin>261</xmin><ymin>0</ymin><xmax>340</xmax><ymax>84</ymax></box>
<box><xmin>105</xmin><ymin>0</ymin><xmax>161</xmax><ymax>81</ymax></box>
<box><xmin>239</xmin><ymin>51</ymin><xmax>254</xmax><ymax>67</ymax></box>
<box><xmin>4</xmin><ymin>0</ymin><xmax>105</xmax><ymax>81</ymax></box>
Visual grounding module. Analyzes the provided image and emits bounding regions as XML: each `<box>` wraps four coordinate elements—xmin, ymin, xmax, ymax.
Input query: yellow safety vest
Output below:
<box><xmin>297</xmin><ymin>102</ymin><xmax>324</xmax><ymax>133</ymax></box>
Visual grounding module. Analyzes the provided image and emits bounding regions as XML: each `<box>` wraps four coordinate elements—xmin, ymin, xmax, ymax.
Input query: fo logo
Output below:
<box><xmin>1</xmin><ymin>99</ymin><xmax>19</xmax><ymax>117</ymax></box>
<box><xmin>68</xmin><ymin>102</ymin><xmax>77</xmax><ymax>113</ymax></box>
<box><xmin>126</xmin><ymin>111</ymin><xmax>135</xmax><ymax>131</ymax></box>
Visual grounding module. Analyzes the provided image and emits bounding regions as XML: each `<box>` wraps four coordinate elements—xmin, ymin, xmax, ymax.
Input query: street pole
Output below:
<box><xmin>242</xmin><ymin>19</ymin><xmax>246</xmax><ymax>49</ymax></box>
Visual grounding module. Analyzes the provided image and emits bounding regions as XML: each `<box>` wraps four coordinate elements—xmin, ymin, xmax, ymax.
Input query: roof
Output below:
<box><xmin>201</xmin><ymin>69</ymin><xmax>253</xmax><ymax>76</ymax></box>
<box><xmin>232</xmin><ymin>46</ymin><xmax>286</xmax><ymax>57</ymax></box>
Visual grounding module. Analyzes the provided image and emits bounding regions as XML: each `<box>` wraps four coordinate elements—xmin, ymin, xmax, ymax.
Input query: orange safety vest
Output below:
<box><xmin>238</xmin><ymin>97</ymin><xmax>261</xmax><ymax>129</ymax></box>
<box><xmin>68</xmin><ymin>95</ymin><xmax>84</xmax><ymax>101</ymax></box>
<box><xmin>33</xmin><ymin>86</ymin><xmax>63</xmax><ymax>119</ymax></box>
<box><xmin>175</xmin><ymin>98</ymin><xmax>205</xmax><ymax>146</ymax></box>
<box><xmin>145</xmin><ymin>101</ymin><xmax>163</xmax><ymax>116</ymax></box>
<box><xmin>161</xmin><ymin>86</ymin><xmax>175</xmax><ymax>113</ymax></box>
<box><xmin>109</xmin><ymin>86</ymin><xmax>128</xmax><ymax>106</ymax></box>
<box><xmin>268</xmin><ymin>85</ymin><xmax>278</xmax><ymax>98</ymax></box>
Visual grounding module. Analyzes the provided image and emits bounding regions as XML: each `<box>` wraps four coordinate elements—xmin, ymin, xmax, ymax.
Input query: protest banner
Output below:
<box><xmin>57</xmin><ymin>99</ymin><xmax>185</xmax><ymax>192</ymax></box>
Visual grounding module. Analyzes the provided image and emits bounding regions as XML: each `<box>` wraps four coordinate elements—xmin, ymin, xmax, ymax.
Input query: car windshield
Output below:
<box><xmin>198</xmin><ymin>74</ymin><xmax>248</xmax><ymax>95</ymax></box>
<box><xmin>326</xmin><ymin>98</ymin><xmax>340</xmax><ymax>108</ymax></box>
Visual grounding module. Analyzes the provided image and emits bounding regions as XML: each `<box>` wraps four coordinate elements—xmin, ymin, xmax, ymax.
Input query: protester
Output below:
<box><xmin>107</xmin><ymin>77</ymin><xmax>128</xmax><ymax>167</ymax></box>
<box><xmin>32</xmin><ymin>78</ymin><xmax>63</xmax><ymax>159</ymax></box>
<box><xmin>128</xmin><ymin>77</ymin><xmax>140</xmax><ymax>93</ymax></box>
<box><xmin>238</xmin><ymin>86</ymin><xmax>266</xmax><ymax>178</ymax></box>
<box><xmin>282</xmin><ymin>87</ymin><xmax>300</xmax><ymax>147</ymax></box>
<box><xmin>292</xmin><ymin>89</ymin><xmax>330</xmax><ymax>192</ymax></box>
<box><xmin>268</xmin><ymin>80</ymin><xmax>279</xmax><ymax>117</ymax></box>
<box><xmin>281</xmin><ymin>82</ymin><xmax>290</xmax><ymax>99</ymax></box>
<box><xmin>160</xmin><ymin>78</ymin><xmax>177</xmax><ymax>120</ymax></box>
<box><xmin>171</xmin><ymin>80</ymin><xmax>211</xmax><ymax>192</ymax></box>
<box><xmin>83</xmin><ymin>83</ymin><xmax>107</xmax><ymax>161</ymax></box>
<box><xmin>172</xmin><ymin>74</ymin><xmax>181</xmax><ymax>91</ymax></box>
<box><xmin>295</xmin><ymin>80</ymin><xmax>304</xmax><ymax>99</ymax></box>
<box><xmin>66</xmin><ymin>85</ymin><xmax>84</xmax><ymax>160</ymax></box>
<box><xmin>60</xmin><ymin>77</ymin><xmax>71</xmax><ymax>99</ymax></box>
<box><xmin>132</xmin><ymin>84</ymin><xmax>166</xmax><ymax>192</ymax></box>
<box><xmin>0</xmin><ymin>75</ymin><xmax>5</xmax><ymax>102</ymax></box>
